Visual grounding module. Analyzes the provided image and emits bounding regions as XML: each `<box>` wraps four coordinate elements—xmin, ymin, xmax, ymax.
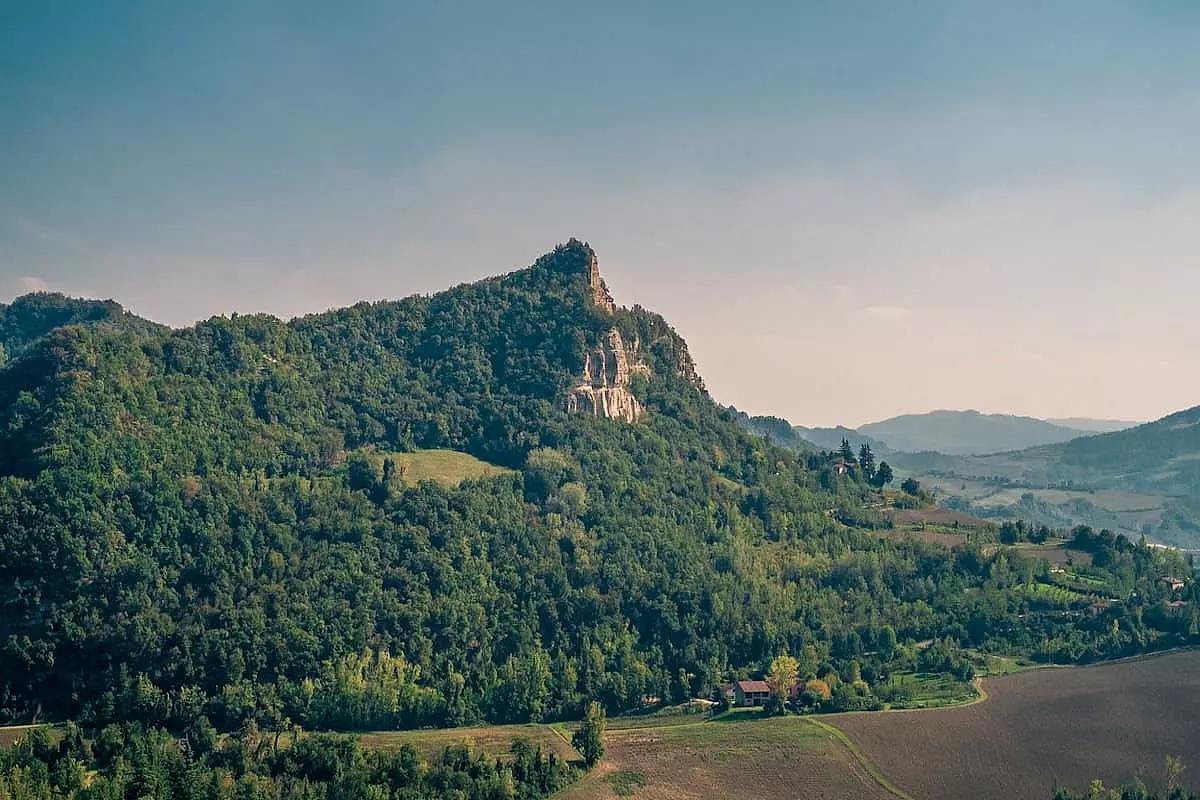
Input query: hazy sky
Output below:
<box><xmin>3</xmin><ymin>2</ymin><xmax>1198</xmax><ymax>426</ymax></box>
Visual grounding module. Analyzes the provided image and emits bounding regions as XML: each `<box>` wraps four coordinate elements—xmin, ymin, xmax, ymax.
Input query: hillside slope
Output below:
<box><xmin>858</xmin><ymin>409</ymin><xmax>1092</xmax><ymax>455</ymax></box>
<box><xmin>0</xmin><ymin>240</ymin><xmax>1189</xmax><ymax>735</ymax></box>
<box><xmin>892</xmin><ymin>407</ymin><xmax>1200</xmax><ymax>545</ymax></box>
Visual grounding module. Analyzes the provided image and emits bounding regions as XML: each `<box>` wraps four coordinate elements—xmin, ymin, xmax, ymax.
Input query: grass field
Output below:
<box><xmin>358</xmin><ymin>723</ymin><xmax>577</xmax><ymax>762</ymax></box>
<box><xmin>359</xmin><ymin>448</ymin><xmax>515</xmax><ymax>487</ymax></box>
<box><xmin>558</xmin><ymin>716</ymin><xmax>896</xmax><ymax>800</ymax></box>
<box><xmin>832</xmin><ymin>649</ymin><xmax>1200</xmax><ymax>800</ymax></box>
<box><xmin>883</xmin><ymin>671</ymin><xmax>980</xmax><ymax>709</ymax></box>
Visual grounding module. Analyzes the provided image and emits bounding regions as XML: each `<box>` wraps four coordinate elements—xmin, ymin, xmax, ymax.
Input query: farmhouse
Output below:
<box><xmin>1161</xmin><ymin>577</ymin><xmax>1186</xmax><ymax>592</ymax></box>
<box><xmin>733</xmin><ymin>680</ymin><xmax>772</xmax><ymax>707</ymax></box>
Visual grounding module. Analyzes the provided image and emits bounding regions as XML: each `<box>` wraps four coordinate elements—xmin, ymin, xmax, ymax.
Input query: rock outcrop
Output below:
<box><xmin>566</xmin><ymin>329</ymin><xmax>650</xmax><ymax>422</ymax></box>
<box><xmin>565</xmin><ymin>247</ymin><xmax>650</xmax><ymax>422</ymax></box>
<box><xmin>587</xmin><ymin>249</ymin><xmax>616</xmax><ymax>313</ymax></box>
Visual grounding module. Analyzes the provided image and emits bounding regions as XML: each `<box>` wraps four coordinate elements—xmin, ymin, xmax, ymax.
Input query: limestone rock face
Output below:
<box><xmin>587</xmin><ymin>249</ymin><xmax>616</xmax><ymax>313</ymax></box>
<box><xmin>565</xmin><ymin>245</ymin><xmax>649</xmax><ymax>421</ymax></box>
<box><xmin>566</xmin><ymin>329</ymin><xmax>649</xmax><ymax>422</ymax></box>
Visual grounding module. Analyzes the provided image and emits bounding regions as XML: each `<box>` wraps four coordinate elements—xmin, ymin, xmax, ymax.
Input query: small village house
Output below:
<box><xmin>732</xmin><ymin>679</ymin><xmax>772</xmax><ymax>707</ymax></box>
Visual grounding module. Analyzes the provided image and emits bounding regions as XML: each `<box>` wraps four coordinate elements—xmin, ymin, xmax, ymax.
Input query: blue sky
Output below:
<box><xmin>3</xmin><ymin>2</ymin><xmax>1199</xmax><ymax>425</ymax></box>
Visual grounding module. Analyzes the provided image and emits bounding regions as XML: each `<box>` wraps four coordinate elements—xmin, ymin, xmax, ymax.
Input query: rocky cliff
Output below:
<box><xmin>565</xmin><ymin>247</ymin><xmax>650</xmax><ymax>422</ymax></box>
<box><xmin>566</xmin><ymin>328</ymin><xmax>650</xmax><ymax>422</ymax></box>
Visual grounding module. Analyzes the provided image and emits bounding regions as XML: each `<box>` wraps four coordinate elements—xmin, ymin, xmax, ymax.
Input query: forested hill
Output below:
<box><xmin>0</xmin><ymin>291</ymin><xmax>163</xmax><ymax>364</ymax></box>
<box><xmin>1</xmin><ymin>239</ymin><xmax>1192</xmax><ymax>736</ymax></box>
<box><xmin>936</xmin><ymin>405</ymin><xmax>1200</xmax><ymax>497</ymax></box>
<box><xmin>0</xmin><ymin>239</ymin><xmax>867</xmax><ymax>728</ymax></box>
<box><xmin>859</xmin><ymin>409</ymin><xmax>1091</xmax><ymax>455</ymax></box>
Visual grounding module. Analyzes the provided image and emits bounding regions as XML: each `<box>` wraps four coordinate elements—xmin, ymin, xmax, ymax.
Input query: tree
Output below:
<box><xmin>839</xmin><ymin>438</ymin><xmax>855</xmax><ymax>464</ymax></box>
<box><xmin>572</xmin><ymin>701</ymin><xmax>606</xmax><ymax>768</ymax></box>
<box><xmin>858</xmin><ymin>444</ymin><xmax>875</xmax><ymax>483</ymax></box>
<box><xmin>764</xmin><ymin>655</ymin><xmax>799</xmax><ymax>716</ymax></box>
<box><xmin>872</xmin><ymin>461</ymin><xmax>893</xmax><ymax>489</ymax></box>
<box><xmin>901</xmin><ymin>477</ymin><xmax>921</xmax><ymax>495</ymax></box>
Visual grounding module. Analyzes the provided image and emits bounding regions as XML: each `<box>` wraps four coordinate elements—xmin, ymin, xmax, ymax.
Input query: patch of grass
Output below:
<box><xmin>1017</xmin><ymin>581</ymin><xmax>1093</xmax><ymax>605</ymax></box>
<box><xmin>967</xmin><ymin>651</ymin><xmax>1038</xmax><ymax>676</ymax></box>
<box><xmin>604</xmin><ymin>770</ymin><xmax>648</xmax><ymax>796</ymax></box>
<box><xmin>884</xmin><ymin>672</ymin><xmax>979</xmax><ymax>709</ymax></box>
<box><xmin>360</xmin><ymin>448</ymin><xmax>515</xmax><ymax>488</ymax></box>
<box><xmin>358</xmin><ymin>723</ymin><xmax>577</xmax><ymax>762</ymax></box>
<box><xmin>605</xmin><ymin>701</ymin><xmax>718</xmax><ymax>730</ymax></box>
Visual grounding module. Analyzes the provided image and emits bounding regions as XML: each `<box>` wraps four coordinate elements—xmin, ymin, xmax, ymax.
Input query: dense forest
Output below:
<box><xmin>1</xmin><ymin>241</ymin><xmax>1196</xmax><ymax>744</ymax></box>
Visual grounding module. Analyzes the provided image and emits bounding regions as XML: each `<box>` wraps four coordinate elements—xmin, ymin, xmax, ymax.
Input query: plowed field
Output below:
<box><xmin>833</xmin><ymin>650</ymin><xmax>1200</xmax><ymax>799</ymax></box>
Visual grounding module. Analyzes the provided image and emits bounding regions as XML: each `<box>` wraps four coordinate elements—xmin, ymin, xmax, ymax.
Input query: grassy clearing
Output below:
<box><xmin>883</xmin><ymin>671</ymin><xmax>979</xmax><ymax>709</ymax></box>
<box><xmin>967</xmin><ymin>651</ymin><xmax>1038</xmax><ymax>677</ymax></box>
<box><xmin>604</xmin><ymin>771</ymin><xmax>648</xmax><ymax>796</ymax></box>
<box><xmin>604</xmin><ymin>701</ymin><xmax>718</xmax><ymax>731</ymax></box>
<box><xmin>1017</xmin><ymin>581</ymin><xmax>1093</xmax><ymax>605</ymax></box>
<box><xmin>358</xmin><ymin>723</ymin><xmax>578</xmax><ymax>763</ymax></box>
<box><xmin>360</xmin><ymin>448</ymin><xmax>515</xmax><ymax>487</ymax></box>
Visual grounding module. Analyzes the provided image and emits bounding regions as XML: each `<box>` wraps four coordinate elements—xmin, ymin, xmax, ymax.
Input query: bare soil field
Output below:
<box><xmin>888</xmin><ymin>507</ymin><xmax>991</xmax><ymax>529</ymax></box>
<box><xmin>1009</xmin><ymin>543</ymin><xmax>1093</xmax><ymax>566</ymax></box>
<box><xmin>559</xmin><ymin>717</ymin><xmax>896</xmax><ymax>800</ymax></box>
<box><xmin>833</xmin><ymin>650</ymin><xmax>1200</xmax><ymax>800</ymax></box>
<box><xmin>879</xmin><ymin>529</ymin><xmax>968</xmax><ymax>548</ymax></box>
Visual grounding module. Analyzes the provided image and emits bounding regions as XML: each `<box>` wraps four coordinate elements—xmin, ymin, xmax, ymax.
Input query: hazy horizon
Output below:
<box><xmin>4</xmin><ymin>3</ymin><xmax>1199</xmax><ymax>426</ymax></box>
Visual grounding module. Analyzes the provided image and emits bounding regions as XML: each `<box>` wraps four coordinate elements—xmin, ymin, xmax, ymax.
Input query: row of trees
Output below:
<box><xmin>0</xmin><ymin>723</ymin><xmax>577</xmax><ymax>800</ymax></box>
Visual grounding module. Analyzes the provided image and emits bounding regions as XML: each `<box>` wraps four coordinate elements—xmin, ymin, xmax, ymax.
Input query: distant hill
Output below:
<box><xmin>726</xmin><ymin>408</ymin><xmax>889</xmax><ymax>454</ymax></box>
<box><xmin>1046</xmin><ymin>417</ymin><xmax>1141</xmax><ymax>434</ymax></box>
<box><xmin>890</xmin><ymin>406</ymin><xmax>1200</xmax><ymax>547</ymax></box>
<box><xmin>0</xmin><ymin>291</ymin><xmax>163</xmax><ymax>363</ymax></box>
<box><xmin>795</xmin><ymin>424</ymin><xmax>893</xmax><ymax>455</ymax></box>
<box><xmin>726</xmin><ymin>407</ymin><xmax>819</xmax><ymax>450</ymax></box>
<box><xmin>858</xmin><ymin>409</ymin><xmax>1091</xmax><ymax>455</ymax></box>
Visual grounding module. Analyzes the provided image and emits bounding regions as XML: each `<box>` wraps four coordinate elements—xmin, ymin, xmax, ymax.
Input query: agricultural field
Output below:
<box><xmin>1006</xmin><ymin>543</ymin><xmax>1093</xmax><ymax>566</ymax></box>
<box><xmin>832</xmin><ymin>649</ymin><xmax>1200</xmax><ymax>800</ymax></box>
<box><xmin>358</xmin><ymin>723</ymin><xmax>577</xmax><ymax>762</ymax></box>
<box><xmin>878</xmin><ymin>529</ymin><xmax>968</xmax><ymax>549</ymax></box>
<box><xmin>886</xmin><ymin>507</ymin><xmax>991</xmax><ymax>530</ymax></box>
<box><xmin>559</xmin><ymin>716</ymin><xmax>896</xmax><ymax>800</ymax></box>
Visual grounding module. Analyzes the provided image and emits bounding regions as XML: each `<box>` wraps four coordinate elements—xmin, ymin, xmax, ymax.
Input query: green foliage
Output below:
<box><xmin>572</xmin><ymin>701</ymin><xmax>606</xmax><ymax>767</ymax></box>
<box><xmin>0</xmin><ymin>240</ymin><xmax>1193</xmax><ymax>741</ymax></box>
<box><xmin>0</xmin><ymin>723</ymin><xmax>576</xmax><ymax>800</ymax></box>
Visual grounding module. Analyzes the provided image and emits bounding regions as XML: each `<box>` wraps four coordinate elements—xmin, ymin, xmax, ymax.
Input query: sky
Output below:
<box><xmin>2</xmin><ymin>2</ymin><xmax>1199</xmax><ymax>427</ymax></box>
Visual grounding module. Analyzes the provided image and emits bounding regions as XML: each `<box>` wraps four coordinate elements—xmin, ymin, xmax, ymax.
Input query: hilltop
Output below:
<box><xmin>0</xmin><ymin>291</ymin><xmax>163</xmax><ymax>364</ymax></box>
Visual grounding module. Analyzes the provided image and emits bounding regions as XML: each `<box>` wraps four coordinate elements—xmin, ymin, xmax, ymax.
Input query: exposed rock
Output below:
<box><xmin>587</xmin><ymin>249</ymin><xmax>616</xmax><ymax>313</ymax></box>
<box><xmin>566</xmin><ymin>329</ymin><xmax>649</xmax><ymax>422</ymax></box>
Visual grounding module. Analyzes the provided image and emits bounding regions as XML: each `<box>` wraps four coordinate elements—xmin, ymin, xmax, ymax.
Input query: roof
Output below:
<box><xmin>736</xmin><ymin>680</ymin><xmax>771</xmax><ymax>693</ymax></box>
